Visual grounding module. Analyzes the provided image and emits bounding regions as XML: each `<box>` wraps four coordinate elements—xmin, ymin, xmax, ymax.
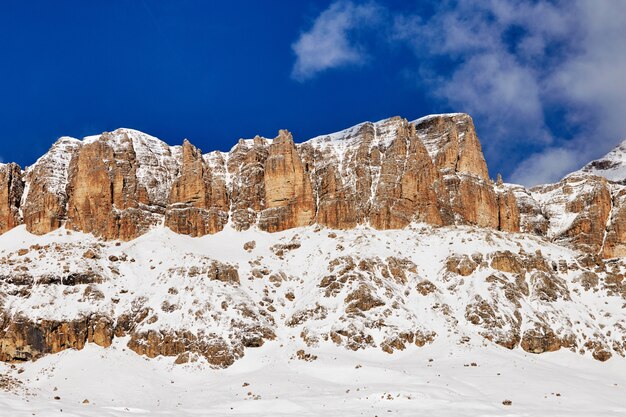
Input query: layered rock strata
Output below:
<box><xmin>2</xmin><ymin>114</ymin><xmax>626</xmax><ymax>259</ymax></box>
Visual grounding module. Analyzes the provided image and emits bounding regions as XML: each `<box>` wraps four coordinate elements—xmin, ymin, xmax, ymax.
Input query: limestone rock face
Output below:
<box><xmin>602</xmin><ymin>189</ymin><xmax>626</xmax><ymax>258</ymax></box>
<box><xmin>0</xmin><ymin>313</ymin><xmax>113</xmax><ymax>362</ymax></box>
<box><xmin>260</xmin><ymin>130</ymin><xmax>315</xmax><ymax>232</ymax></box>
<box><xmin>0</xmin><ymin>114</ymin><xmax>528</xmax><ymax>239</ymax></box>
<box><xmin>127</xmin><ymin>331</ymin><xmax>241</xmax><ymax>368</ymax></box>
<box><xmin>303</xmin><ymin>120</ymin><xmax>382</xmax><ymax>229</ymax></box>
<box><xmin>507</xmin><ymin>184</ymin><xmax>548</xmax><ymax>235</ymax></box>
<box><xmin>65</xmin><ymin>129</ymin><xmax>180</xmax><ymax>240</ymax></box>
<box><xmin>416</xmin><ymin>113</ymin><xmax>489</xmax><ymax>180</ymax></box>
<box><xmin>22</xmin><ymin>137</ymin><xmax>81</xmax><ymax>235</ymax></box>
<box><xmin>165</xmin><ymin>140</ymin><xmax>229</xmax><ymax>236</ymax></box>
<box><xmin>11</xmin><ymin>112</ymin><xmax>626</xmax><ymax>257</ymax></box>
<box><xmin>496</xmin><ymin>186</ymin><xmax>521</xmax><ymax>232</ymax></box>
<box><xmin>0</xmin><ymin>163</ymin><xmax>24</xmax><ymax>234</ymax></box>
<box><xmin>227</xmin><ymin>136</ymin><xmax>269</xmax><ymax>231</ymax></box>
<box><xmin>532</xmin><ymin>175</ymin><xmax>612</xmax><ymax>254</ymax></box>
<box><xmin>444</xmin><ymin>174</ymin><xmax>499</xmax><ymax>229</ymax></box>
<box><xmin>370</xmin><ymin>120</ymin><xmax>444</xmax><ymax>229</ymax></box>
<box><xmin>415</xmin><ymin>114</ymin><xmax>507</xmax><ymax>230</ymax></box>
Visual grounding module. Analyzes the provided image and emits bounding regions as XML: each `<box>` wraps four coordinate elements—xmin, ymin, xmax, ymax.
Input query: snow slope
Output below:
<box><xmin>1</xmin><ymin>337</ymin><xmax>625</xmax><ymax>416</ymax></box>
<box><xmin>1</xmin><ymin>221</ymin><xmax>626</xmax><ymax>415</ymax></box>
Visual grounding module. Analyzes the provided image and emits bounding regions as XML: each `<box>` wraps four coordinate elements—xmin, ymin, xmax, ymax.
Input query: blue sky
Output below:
<box><xmin>1</xmin><ymin>0</ymin><xmax>625</xmax><ymax>186</ymax></box>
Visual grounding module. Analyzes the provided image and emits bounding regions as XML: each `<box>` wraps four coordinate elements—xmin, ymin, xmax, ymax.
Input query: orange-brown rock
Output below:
<box><xmin>444</xmin><ymin>174</ymin><xmax>499</xmax><ymax>228</ymax></box>
<box><xmin>520</xmin><ymin>325</ymin><xmax>562</xmax><ymax>354</ymax></box>
<box><xmin>22</xmin><ymin>137</ymin><xmax>80</xmax><ymax>235</ymax></box>
<box><xmin>126</xmin><ymin>328</ymin><xmax>277</xmax><ymax>368</ymax></box>
<box><xmin>0</xmin><ymin>313</ymin><xmax>113</xmax><ymax>362</ymax></box>
<box><xmin>533</xmin><ymin>175</ymin><xmax>612</xmax><ymax>255</ymax></box>
<box><xmin>301</xmin><ymin>142</ymin><xmax>356</xmax><ymax>229</ymax></box>
<box><xmin>496</xmin><ymin>187</ymin><xmax>521</xmax><ymax>232</ymax></box>
<box><xmin>302</xmin><ymin>120</ymin><xmax>386</xmax><ymax>229</ymax></box>
<box><xmin>490</xmin><ymin>251</ymin><xmax>525</xmax><ymax>274</ymax></box>
<box><xmin>6</xmin><ymin>114</ymin><xmax>535</xmax><ymax>239</ymax></box>
<box><xmin>563</xmin><ymin>178</ymin><xmax>612</xmax><ymax>254</ymax></box>
<box><xmin>12</xmin><ymin>113</ymin><xmax>626</xmax><ymax>249</ymax></box>
<box><xmin>416</xmin><ymin>114</ymin><xmax>503</xmax><ymax>229</ymax></box>
<box><xmin>416</xmin><ymin>113</ymin><xmax>489</xmax><ymax>180</ymax></box>
<box><xmin>260</xmin><ymin>130</ymin><xmax>315</xmax><ymax>232</ymax></box>
<box><xmin>126</xmin><ymin>330</ymin><xmax>230</xmax><ymax>364</ymax></box>
<box><xmin>66</xmin><ymin>130</ymin><xmax>178</xmax><ymax>240</ymax></box>
<box><xmin>446</xmin><ymin>254</ymin><xmax>478</xmax><ymax>276</ymax></box>
<box><xmin>508</xmin><ymin>184</ymin><xmax>548</xmax><ymax>235</ymax></box>
<box><xmin>465</xmin><ymin>297</ymin><xmax>521</xmax><ymax>349</ymax></box>
<box><xmin>0</xmin><ymin>163</ymin><xmax>24</xmax><ymax>234</ymax></box>
<box><xmin>227</xmin><ymin>136</ymin><xmax>269</xmax><ymax>230</ymax></box>
<box><xmin>370</xmin><ymin>120</ymin><xmax>444</xmax><ymax>228</ymax></box>
<box><xmin>165</xmin><ymin>140</ymin><xmax>229</xmax><ymax>236</ymax></box>
<box><xmin>601</xmin><ymin>188</ymin><xmax>626</xmax><ymax>258</ymax></box>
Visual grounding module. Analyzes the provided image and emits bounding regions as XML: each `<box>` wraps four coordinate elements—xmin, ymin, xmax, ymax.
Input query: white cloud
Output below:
<box><xmin>291</xmin><ymin>1</ymin><xmax>381</xmax><ymax>81</ymax></box>
<box><xmin>547</xmin><ymin>2</ymin><xmax>626</xmax><ymax>140</ymax></box>
<box><xmin>292</xmin><ymin>1</ymin><xmax>626</xmax><ymax>185</ymax></box>
<box><xmin>393</xmin><ymin>1</ymin><xmax>571</xmax><ymax>178</ymax></box>
<box><xmin>510</xmin><ymin>146</ymin><xmax>586</xmax><ymax>187</ymax></box>
<box><xmin>392</xmin><ymin>0</ymin><xmax>626</xmax><ymax>185</ymax></box>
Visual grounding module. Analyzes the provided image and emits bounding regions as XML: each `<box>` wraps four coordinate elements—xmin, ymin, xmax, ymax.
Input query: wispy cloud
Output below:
<box><xmin>291</xmin><ymin>1</ymin><xmax>381</xmax><ymax>81</ymax></box>
<box><xmin>511</xmin><ymin>1</ymin><xmax>626</xmax><ymax>186</ymax></box>
<box><xmin>392</xmin><ymin>0</ymin><xmax>572</xmax><ymax>184</ymax></box>
<box><xmin>292</xmin><ymin>0</ymin><xmax>626</xmax><ymax>186</ymax></box>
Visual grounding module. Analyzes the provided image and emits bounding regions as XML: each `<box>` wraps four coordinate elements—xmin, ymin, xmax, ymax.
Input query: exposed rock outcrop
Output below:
<box><xmin>496</xmin><ymin>186</ymin><xmax>521</xmax><ymax>232</ymax></box>
<box><xmin>65</xmin><ymin>129</ymin><xmax>180</xmax><ymax>240</ymax></box>
<box><xmin>260</xmin><ymin>130</ymin><xmax>315</xmax><ymax>232</ymax></box>
<box><xmin>165</xmin><ymin>140</ymin><xmax>229</xmax><ymax>236</ymax></box>
<box><xmin>0</xmin><ymin>313</ymin><xmax>113</xmax><ymax>362</ymax></box>
<box><xmin>0</xmin><ymin>163</ymin><xmax>24</xmax><ymax>234</ymax></box>
<box><xmin>0</xmin><ymin>114</ymin><xmax>527</xmax><ymax>238</ymax></box>
<box><xmin>3</xmin><ymin>113</ymin><xmax>626</xmax><ymax>260</ymax></box>
<box><xmin>369</xmin><ymin>120</ymin><xmax>444</xmax><ymax>229</ymax></box>
<box><xmin>227</xmin><ymin>136</ymin><xmax>269</xmax><ymax>231</ymax></box>
<box><xmin>532</xmin><ymin>175</ymin><xmax>612</xmax><ymax>254</ymax></box>
<box><xmin>416</xmin><ymin>113</ymin><xmax>489</xmax><ymax>180</ymax></box>
<box><xmin>22</xmin><ymin>137</ymin><xmax>80</xmax><ymax>235</ymax></box>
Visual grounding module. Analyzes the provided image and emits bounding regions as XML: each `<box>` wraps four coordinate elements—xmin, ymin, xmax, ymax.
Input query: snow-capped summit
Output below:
<box><xmin>577</xmin><ymin>138</ymin><xmax>626</xmax><ymax>182</ymax></box>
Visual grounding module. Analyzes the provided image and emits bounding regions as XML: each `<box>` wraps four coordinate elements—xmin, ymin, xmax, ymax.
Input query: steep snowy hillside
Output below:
<box><xmin>0</xmin><ymin>223</ymin><xmax>625</xmax><ymax>416</ymax></box>
<box><xmin>1</xmin><ymin>221</ymin><xmax>624</xmax><ymax>361</ymax></box>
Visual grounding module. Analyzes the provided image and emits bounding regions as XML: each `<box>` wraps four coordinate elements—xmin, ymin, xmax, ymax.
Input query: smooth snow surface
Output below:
<box><xmin>1</xmin><ymin>339</ymin><xmax>625</xmax><ymax>417</ymax></box>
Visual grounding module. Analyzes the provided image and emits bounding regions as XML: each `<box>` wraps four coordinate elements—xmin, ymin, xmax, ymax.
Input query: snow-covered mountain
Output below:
<box><xmin>1</xmin><ymin>114</ymin><xmax>626</xmax><ymax>416</ymax></box>
<box><xmin>577</xmin><ymin>138</ymin><xmax>626</xmax><ymax>182</ymax></box>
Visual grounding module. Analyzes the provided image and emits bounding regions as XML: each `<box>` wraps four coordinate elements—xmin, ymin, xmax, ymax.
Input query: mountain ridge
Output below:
<box><xmin>0</xmin><ymin>112</ymin><xmax>625</xmax><ymax>373</ymax></box>
<box><xmin>1</xmin><ymin>112</ymin><xmax>625</xmax><ymax>257</ymax></box>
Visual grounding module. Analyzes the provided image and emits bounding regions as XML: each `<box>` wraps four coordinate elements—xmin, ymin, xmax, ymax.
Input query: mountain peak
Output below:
<box><xmin>578</xmin><ymin>139</ymin><xmax>626</xmax><ymax>182</ymax></box>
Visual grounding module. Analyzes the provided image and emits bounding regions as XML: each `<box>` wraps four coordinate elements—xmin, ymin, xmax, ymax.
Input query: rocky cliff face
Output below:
<box><xmin>2</xmin><ymin>114</ymin><xmax>626</xmax><ymax>258</ymax></box>
<box><xmin>260</xmin><ymin>130</ymin><xmax>315</xmax><ymax>232</ymax></box>
<box><xmin>64</xmin><ymin>129</ymin><xmax>180</xmax><ymax>240</ymax></box>
<box><xmin>0</xmin><ymin>163</ymin><xmax>24</xmax><ymax>234</ymax></box>
<box><xmin>2</xmin><ymin>114</ymin><xmax>511</xmax><ymax>241</ymax></box>
<box><xmin>165</xmin><ymin>140</ymin><xmax>229</xmax><ymax>236</ymax></box>
<box><xmin>2</xmin><ymin>113</ymin><xmax>626</xmax><ymax>369</ymax></box>
<box><xmin>21</xmin><ymin>137</ymin><xmax>80</xmax><ymax>235</ymax></box>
